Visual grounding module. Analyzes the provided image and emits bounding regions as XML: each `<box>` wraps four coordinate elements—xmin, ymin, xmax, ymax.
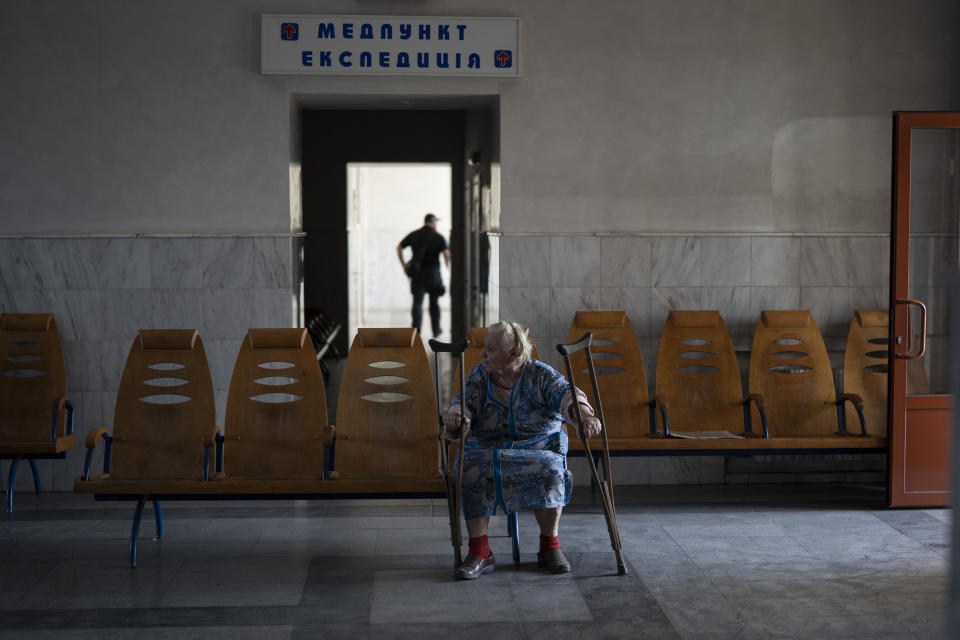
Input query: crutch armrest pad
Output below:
<box><xmin>428</xmin><ymin>338</ymin><xmax>468</xmax><ymax>354</ymax></box>
<box><xmin>556</xmin><ymin>332</ymin><xmax>592</xmax><ymax>356</ymax></box>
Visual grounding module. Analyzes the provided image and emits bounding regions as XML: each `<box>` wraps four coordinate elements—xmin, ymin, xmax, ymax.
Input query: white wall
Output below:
<box><xmin>0</xmin><ymin>1</ymin><xmax>292</xmax><ymax>234</ymax></box>
<box><xmin>2</xmin><ymin>1</ymin><xmax>958</xmax><ymax>236</ymax></box>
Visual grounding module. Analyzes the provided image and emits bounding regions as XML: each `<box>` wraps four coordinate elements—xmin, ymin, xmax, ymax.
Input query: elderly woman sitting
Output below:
<box><xmin>443</xmin><ymin>320</ymin><xmax>602</xmax><ymax>579</ymax></box>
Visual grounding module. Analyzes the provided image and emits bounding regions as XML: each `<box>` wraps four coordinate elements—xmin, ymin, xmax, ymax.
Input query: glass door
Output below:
<box><xmin>889</xmin><ymin>112</ymin><xmax>959</xmax><ymax>507</ymax></box>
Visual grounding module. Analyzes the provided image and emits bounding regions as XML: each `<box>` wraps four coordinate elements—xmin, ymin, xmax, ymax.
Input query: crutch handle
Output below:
<box><xmin>429</xmin><ymin>338</ymin><xmax>469</xmax><ymax>355</ymax></box>
<box><xmin>556</xmin><ymin>332</ymin><xmax>592</xmax><ymax>356</ymax></box>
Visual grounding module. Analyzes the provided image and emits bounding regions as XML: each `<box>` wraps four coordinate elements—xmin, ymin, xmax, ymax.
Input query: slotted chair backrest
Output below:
<box><xmin>565</xmin><ymin>311</ymin><xmax>649</xmax><ymax>437</ymax></box>
<box><xmin>656</xmin><ymin>311</ymin><xmax>743</xmax><ymax>432</ymax></box>
<box><xmin>0</xmin><ymin>313</ymin><xmax>67</xmax><ymax>441</ymax></box>
<box><xmin>843</xmin><ymin>310</ymin><xmax>889</xmax><ymax>437</ymax></box>
<box><xmin>455</xmin><ymin>326</ymin><xmax>540</xmax><ymax>393</ymax></box>
<box><xmin>749</xmin><ymin>311</ymin><xmax>836</xmax><ymax>437</ymax></box>
<box><xmin>224</xmin><ymin>328</ymin><xmax>328</xmax><ymax>478</ymax></box>
<box><xmin>111</xmin><ymin>330</ymin><xmax>215</xmax><ymax>480</ymax></box>
<box><xmin>335</xmin><ymin>328</ymin><xmax>437</xmax><ymax>479</ymax></box>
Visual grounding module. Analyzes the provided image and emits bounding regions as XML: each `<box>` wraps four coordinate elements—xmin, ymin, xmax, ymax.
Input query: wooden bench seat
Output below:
<box><xmin>557</xmin><ymin>309</ymin><xmax>886</xmax><ymax>458</ymax></box>
<box><xmin>568</xmin><ymin>435</ymin><xmax>886</xmax><ymax>454</ymax></box>
<box><xmin>84</xmin><ymin>477</ymin><xmax>446</xmax><ymax>497</ymax></box>
<box><xmin>1</xmin><ymin>313</ymin><xmax>76</xmax><ymax>512</ymax></box>
<box><xmin>76</xmin><ymin>327</ymin><xmax>453</xmax><ymax>566</ymax></box>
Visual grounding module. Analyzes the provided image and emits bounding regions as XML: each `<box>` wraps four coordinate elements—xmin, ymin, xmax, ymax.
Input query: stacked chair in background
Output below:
<box><xmin>305</xmin><ymin>310</ymin><xmax>342</xmax><ymax>384</ymax></box>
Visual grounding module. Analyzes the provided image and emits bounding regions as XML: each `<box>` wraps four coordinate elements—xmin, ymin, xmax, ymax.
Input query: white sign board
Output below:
<box><xmin>261</xmin><ymin>15</ymin><xmax>520</xmax><ymax>77</ymax></box>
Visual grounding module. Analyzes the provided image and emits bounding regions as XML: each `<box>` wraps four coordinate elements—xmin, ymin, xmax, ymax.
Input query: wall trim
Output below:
<box><xmin>0</xmin><ymin>233</ymin><xmax>307</xmax><ymax>239</ymax></box>
<box><xmin>497</xmin><ymin>231</ymin><xmax>895</xmax><ymax>238</ymax></box>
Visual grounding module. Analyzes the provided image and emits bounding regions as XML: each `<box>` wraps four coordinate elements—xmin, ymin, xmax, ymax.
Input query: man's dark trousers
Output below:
<box><xmin>411</xmin><ymin>268</ymin><xmax>441</xmax><ymax>337</ymax></box>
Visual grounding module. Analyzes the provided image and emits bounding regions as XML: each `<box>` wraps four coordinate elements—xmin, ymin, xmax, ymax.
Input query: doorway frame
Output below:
<box><xmin>888</xmin><ymin>111</ymin><xmax>959</xmax><ymax>507</ymax></box>
<box><xmin>299</xmin><ymin>103</ymin><xmax>498</xmax><ymax>354</ymax></box>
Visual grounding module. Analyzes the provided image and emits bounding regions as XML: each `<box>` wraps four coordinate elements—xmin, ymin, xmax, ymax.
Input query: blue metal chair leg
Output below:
<box><xmin>29</xmin><ymin>459</ymin><xmax>41</xmax><ymax>494</ymax></box>
<box><xmin>6</xmin><ymin>455</ymin><xmax>21</xmax><ymax>513</ymax></box>
<box><xmin>152</xmin><ymin>500</ymin><xmax>163</xmax><ymax>538</ymax></box>
<box><xmin>130</xmin><ymin>495</ymin><xmax>147</xmax><ymax>568</ymax></box>
<box><xmin>509</xmin><ymin>512</ymin><xmax>520</xmax><ymax>566</ymax></box>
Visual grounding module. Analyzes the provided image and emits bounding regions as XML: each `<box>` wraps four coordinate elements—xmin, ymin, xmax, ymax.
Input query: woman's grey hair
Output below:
<box><xmin>488</xmin><ymin>320</ymin><xmax>533</xmax><ymax>365</ymax></box>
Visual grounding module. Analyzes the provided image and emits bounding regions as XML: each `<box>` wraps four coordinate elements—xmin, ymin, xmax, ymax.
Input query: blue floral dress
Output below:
<box><xmin>448</xmin><ymin>359</ymin><xmax>587</xmax><ymax>519</ymax></box>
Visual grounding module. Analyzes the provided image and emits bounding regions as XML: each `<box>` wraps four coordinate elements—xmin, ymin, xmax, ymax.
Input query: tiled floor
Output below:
<box><xmin>0</xmin><ymin>484</ymin><xmax>949</xmax><ymax>639</ymax></box>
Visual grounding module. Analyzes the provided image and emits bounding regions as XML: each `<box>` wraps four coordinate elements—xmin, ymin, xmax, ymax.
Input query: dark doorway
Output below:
<box><xmin>302</xmin><ymin>109</ymin><xmax>473</xmax><ymax>355</ymax></box>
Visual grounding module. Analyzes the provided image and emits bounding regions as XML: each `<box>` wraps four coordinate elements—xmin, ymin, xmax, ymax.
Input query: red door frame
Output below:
<box><xmin>888</xmin><ymin>112</ymin><xmax>958</xmax><ymax>507</ymax></box>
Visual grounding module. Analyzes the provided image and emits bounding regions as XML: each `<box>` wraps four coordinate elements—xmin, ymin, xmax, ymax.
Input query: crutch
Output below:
<box><xmin>557</xmin><ymin>333</ymin><xmax>628</xmax><ymax>576</ymax></box>
<box><xmin>429</xmin><ymin>338</ymin><xmax>469</xmax><ymax>572</ymax></box>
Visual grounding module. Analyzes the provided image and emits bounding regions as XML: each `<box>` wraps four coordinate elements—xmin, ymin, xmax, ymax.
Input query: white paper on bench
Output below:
<box><xmin>668</xmin><ymin>430</ymin><xmax>745</xmax><ymax>439</ymax></box>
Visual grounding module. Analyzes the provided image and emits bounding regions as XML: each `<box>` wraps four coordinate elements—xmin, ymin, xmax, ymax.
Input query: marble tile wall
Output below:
<box><xmin>0</xmin><ymin>236</ymin><xmax>296</xmax><ymax>492</ymax></box>
<box><xmin>0</xmin><ymin>233</ymin><xmax>888</xmax><ymax>491</ymax></box>
<box><xmin>500</xmin><ymin>233</ymin><xmax>889</xmax><ymax>371</ymax></box>
<box><xmin>500</xmin><ymin>233</ymin><xmax>890</xmax><ymax>487</ymax></box>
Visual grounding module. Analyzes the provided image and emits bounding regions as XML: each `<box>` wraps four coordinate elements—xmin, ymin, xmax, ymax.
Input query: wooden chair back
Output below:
<box><xmin>335</xmin><ymin>328</ymin><xmax>438</xmax><ymax>479</ymax></box>
<box><xmin>454</xmin><ymin>326</ymin><xmax>540</xmax><ymax>392</ymax></box>
<box><xmin>110</xmin><ymin>330</ymin><xmax>215</xmax><ymax>480</ymax></box>
<box><xmin>841</xmin><ymin>309</ymin><xmax>926</xmax><ymax>435</ymax></box>
<box><xmin>749</xmin><ymin>311</ymin><xmax>836</xmax><ymax>436</ymax></box>
<box><xmin>0</xmin><ymin>314</ymin><xmax>67</xmax><ymax>441</ymax></box>
<box><xmin>224</xmin><ymin>328</ymin><xmax>328</xmax><ymax>478</ymax></box>
<box><xmin>565</xmin><ymin>311</ymin><xmax>649</xmax><ymax>437</ymax></box>
<box><xmin>656</xmin><ymin>311</ymin><xmax>743</xmax><ymax>432</ymax></box>
<box><xmin>843</xmin><ymin>310</ymin><xmax>889</xmax><ymax>436</ymax></box>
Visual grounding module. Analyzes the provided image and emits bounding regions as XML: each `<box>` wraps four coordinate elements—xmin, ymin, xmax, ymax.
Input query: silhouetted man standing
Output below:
<box><xmin>397</xmin><ymin>213</ymin><xmax>450</xmax><ymax>337</ymax></box>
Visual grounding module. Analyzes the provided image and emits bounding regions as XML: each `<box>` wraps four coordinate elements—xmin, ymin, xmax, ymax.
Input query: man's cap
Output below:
<box><xmin>424</xmin><ymin>213</ymin><xmax>439</xmax><ymax>223</ymax></box>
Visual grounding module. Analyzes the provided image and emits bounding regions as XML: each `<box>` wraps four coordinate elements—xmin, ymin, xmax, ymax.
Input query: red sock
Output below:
<box><xmin>539</xmin><ymin>535</ymin><xmax>560</xmax><ymax>552</ymax></box>
<box><xmin>468</xmin><ymin>535</ymin><xmax>492</xmax><ymax>558</ymax></box>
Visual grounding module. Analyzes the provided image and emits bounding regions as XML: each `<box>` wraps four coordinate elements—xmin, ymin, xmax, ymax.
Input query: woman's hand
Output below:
<box><xmin>569</xmin><ymin>402</ymin><xmax>602</xmax><ymax>439</ymax></box>
<box><xmin>443</xmin><ymin>410</ymin><xmax>470</xmax><ymax>440</ymax></box>
<box><xmin>577</xmin><ymin>415</ymin><xmax>603</xmax><ymax>440</ymax></box>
